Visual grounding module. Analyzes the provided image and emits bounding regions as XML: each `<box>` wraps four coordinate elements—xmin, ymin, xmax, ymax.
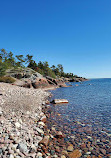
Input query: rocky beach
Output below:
<box><xmin>43</xmin><ymin>79</ymin><xmax>111</xmax><ymax>158</ymax></box>
<box><xmin>0</xmin><ymin>82</ymin><xmax>51</xmax><ymax>158</ymax></box>
<box><xmin>0</xmin><ymin>82</ymin><xmax>86</xmax><ymax>158</ymax></box>
<box><xmin>0</xmin><ymin>69</ymin><xmax>110</xmax><ymax>158</ymax></box>
<box><xmin>44</xmin><ymin>105</ymin><xmax>111</xmax><ymax>158</ymax></box>
<box><xmin>1</xmin><ymin>0</ymin><xmax>111</xmax><ymax>157</ymax></box>
<box><xmin>0</xmin><ymin>81</ymin><xmax>111</xmax><ymax>158</ymax></box>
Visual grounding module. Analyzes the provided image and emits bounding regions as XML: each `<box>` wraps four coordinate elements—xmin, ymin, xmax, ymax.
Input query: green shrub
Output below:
<box><xmin>46</xmin><ymin>69</ymin><xmax>56</xmax><ymax>78</ymax></box>
<box><xmin>0</xmin><ymin>76</ymin><xmax>16</xmax><ymax>83</ymax></box>
<box><xmin>0</xmin><ymin>61</ymin><xmax>7</xmax><ymax>77</ymax></box>
<box><xmin>36</xmin><ymin>67</ymin><xmax>45</xmax><ymax>76</ymax></box>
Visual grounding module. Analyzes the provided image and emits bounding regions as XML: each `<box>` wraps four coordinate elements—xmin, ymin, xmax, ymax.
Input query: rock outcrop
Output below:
<box><xmin>46</xmin><ymin>76</ymin><xmax>67</xmax><ymax>87</ymax></box>
<box><xmin>6</xmin><ymin>67</ymin><xmax>36</xmax><ymax>79</ymax></box>
<box><xmin>32</xmin><ymin>78</ymin><xmax>49</xmax><ymax>88</ymax></box>
<box><xmin>5</xmin><ymin>68</ymin><xmax>67</xmax><ymax>89</ymax></box>
<box><xmin>5</xmin><ymin>67</ymin><xmax>87</xmax><ymax>89</ymax></box>
<box><xmin>63</xmin><ymin>77</ymin><xmax>88</xmax><ymax>82</ymax></box>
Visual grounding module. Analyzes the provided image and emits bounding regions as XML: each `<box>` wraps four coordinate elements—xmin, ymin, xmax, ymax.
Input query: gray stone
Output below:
<box><xmin>18</xmin><ymin>142</ymin><xmax>28</xmax><ymax>153</ymax></box>
<box><xmin>0</xmin><ymin>148</ymin><xmax>3</xmax><ymax>154</ymax></box>
<box><xmin>9</xmin><ymin>154</ymin><xmax>14</xmax><ymax>158</ymax></box>
<box><xmin>38</xmin><ymin>121</ymin><xmax>45</xmax><ymax>126</ymax></box>
<box><xmin>36</xmin><ymin>127</ymin><xmax>44</xmax><ymax>134</ymax></box>
<box><xmin>15</xmin><ymin>122</ymin><xmax>21</xmax><ymax>128</ymax></box>
<box><xmin>0</xmin><ymin>107</ymin><xmax>3</xmax><ymax>115</ymax></box>
<box><xmin>36</xmin><ymin>136</ymin><xmax>43</xmax><ymax>142</ymax></box>
<box><xmin>30</xmin><ymin>72</ymin><xmax>43</xmax><ymax>80</ymax></box>
<box><xmin>37</xmin><ymin>152</ymin><xmax>42</xmax><ymax>157</ymax></box>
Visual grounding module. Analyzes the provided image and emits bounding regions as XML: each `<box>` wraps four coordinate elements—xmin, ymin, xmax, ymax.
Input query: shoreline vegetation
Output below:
<box><xmin>1</xmin><ymin>48</ymin><xmax>110</xmax><ymax>157</ymax></box>
<box><xmin>0</xmin><ymin>48</ymin><xmax>102</xmax><ymax>158</ymax></box>
<box><xmin>0</xmin><ymin>48</ymin><xmax>87</xmax><ymax>88</ymax></box>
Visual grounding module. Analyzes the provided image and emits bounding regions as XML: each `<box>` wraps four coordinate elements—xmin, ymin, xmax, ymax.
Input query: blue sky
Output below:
<box><xmin>0</xmin><ymin>0</ymin><xmax>111</xmax><ymax>78</ymax></box>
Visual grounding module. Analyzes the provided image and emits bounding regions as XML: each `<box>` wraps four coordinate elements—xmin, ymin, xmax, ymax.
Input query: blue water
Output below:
<box><xmin>50</xmin><ymin>79</ymin><xmax>111</xmax><ymax>132</ymax></box>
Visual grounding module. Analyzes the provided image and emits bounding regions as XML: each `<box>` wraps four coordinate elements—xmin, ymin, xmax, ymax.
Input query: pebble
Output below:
<box><xmin>86</xmin><ymin>152</ymin><xmax>91</xmax><ymax>155</ymax></box>
<box><xmin>9</xmin><ymin>154</ymin><xmax>14</xmax><ymax>158</ymax></box>
<box><xmin>0</xmin><ymin>107</ymin><xmax>3</xmax><ymax>115</ymax></box>
<box><xmin>18</xmin><ymin>142</ymin><xmax>28</xmax><ymax>153</ymax></box>
<box><xmin>40</xmin><ymin>135</ymin><xmax>49</xmax><ymax>146</ymax></box>
<box><xmin>37</xmin><ymin>152</ymin><xmax>43</xmax><ymax>157</ymax></box>
<box><xmin>69</xmin><ymin>149</ymin><xmax>82</xmax><ymax>158</ymax></box>
<box><xmin>36</xmin><ymin>127</ymin><xmax>44</xmax><ymax>134</ymax></box>
<box><xmin>15</xmin><ymin>122</ymin><xmax>21</xmax><ymax>128</ymax></box>
<box><xmin>61</xmin><ymin>155</ymin><xmax>66</xmax><ymax>158</ymax></box>
<box><xmin>67</xmin><ymin>144</ymin><xmax>74</xmax><ymax>152</ymax></box>
<box><xmin>38</xmin><ymin>121</ymin><xmax>45</xmax><ymax>126</ymax></box>
<box><xmin>0</xmin><ymin>149</ymin><xmax>3</xmax><ymax>154</ymax></box>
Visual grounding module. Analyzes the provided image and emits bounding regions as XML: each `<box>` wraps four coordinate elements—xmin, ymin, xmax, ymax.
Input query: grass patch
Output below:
<box><xmin>0</xmin><ymin>76</ymin><xmax>16</xmax><ymax>83</ymax></box>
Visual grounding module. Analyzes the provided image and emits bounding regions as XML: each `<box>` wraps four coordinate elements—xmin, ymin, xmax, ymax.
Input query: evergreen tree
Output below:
<box><xmin>0</xmin><ymin>49</ymin><xmax>7</xmax><ymax>62</ymax></box>
<box><xmin>0</xmin><ymin>61</ymin><xmax>7</xmax><ymax>76</ymax></box>
<box><xmin>51</xmin><ymin>65</ymin><xmax>56</xmax><ymax>72</ymax></box>
<box><xmin>5</xmin><ymin>51</ymin><xmax>16</xmax><ymax>67</ymax></box>
<box><xmin>25</xmin><ymin>54</ymin><xmax>33</xmax><ymax>64</ymax></box>
<box><xmin>16</xmin><ymin>55</ymin><xmax>25</xmax><ymax>67</ymax></box>
<box><xmin>28</xmin><ymin>60</ymin><xmax>37</xmax><ymax>70</ymax></box>
<box><xmin>37</xmin><ymin>61</ymin><xmax>44</xmax><ymax>70</ymax></box>
<box><xmin>57</xmin><ymin>64</ymin><xmax>63</xmax><ymax>77</ymax></box>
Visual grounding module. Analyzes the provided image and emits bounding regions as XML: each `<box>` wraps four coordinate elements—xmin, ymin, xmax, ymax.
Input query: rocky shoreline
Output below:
<box><xmin>0</xmin><ymin>66</ymin><xmax>88</xmax><ymax>158</ymax></box>
<box><xmin>43</xmin><ymin>105</ymin><xmax>111</xmax><ymax>158</ymax></box>
<box><xmin>0</xmin><ymin>83</ymin><xmax>52</xmax><ymax>158</ymax></box>
<box><xmin>5</xmin><ymin>67</ymin><xmax>88</xmax><ymax>89</ymax></box>
<box><xmin>0</xmin><ymin>82</ymin><xmax>111</xmax><ymax>158</ymax></box>
<box><xmin>39</xmin><ymin>86</ymin><xmax>111</xmax><ymax>158</ymax></box>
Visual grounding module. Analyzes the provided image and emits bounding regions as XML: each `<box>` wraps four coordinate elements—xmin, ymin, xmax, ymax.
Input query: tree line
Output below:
<box><xmin>0</xmin><ymin>48</ymin><xmax>78</xmax><ymax>78</ymax></box>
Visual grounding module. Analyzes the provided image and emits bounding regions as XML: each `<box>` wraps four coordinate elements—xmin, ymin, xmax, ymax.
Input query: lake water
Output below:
<box><xmin>49</xmin><ymin>78</ymin><xmax>111</xmax><ymax>132</ymax></box>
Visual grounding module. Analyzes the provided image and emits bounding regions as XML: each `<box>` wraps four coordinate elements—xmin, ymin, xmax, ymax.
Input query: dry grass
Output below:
<box><xmin>0</xmin><ymin>76</ymin><xmax>16</xmax><ymax>83</ymax></box>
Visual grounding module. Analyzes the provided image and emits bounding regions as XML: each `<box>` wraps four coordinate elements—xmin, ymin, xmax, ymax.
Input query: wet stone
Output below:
<box><xmin>67</xmin><ymin>144</ymin><xmax>74</xmax><ymax>152</ymax></box>
<box><xmin>69</xmin><ymin>149</ymin><xmax>82</xmax><ymax>158</ymax></box>
<box><xmin>51</xmin><ymin>150</ymin><xmax>55</xmax><ymax>155</ymax></box>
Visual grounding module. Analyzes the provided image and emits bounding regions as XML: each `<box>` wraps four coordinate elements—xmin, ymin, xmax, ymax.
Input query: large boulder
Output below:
<box><xmin>51</xmin><ymin>99</ymin><xmax>69</xmax><ymax>104</ymax></box>
<box><xmin>39</xmin><ymin>135</ymin><xmax>49</xmax><ymax>147</ymax></box>
<box><xmin>46</xmin><ymin>76</ymin><xmax>67</xmax><ymax>87</ymax></box>
<box><xmin>56</xmin><ymin>78</ymin><xmax>67</xmax><ymax>87</ymax></box>
<box><xmin>13</xmin><ymin>79</ymin><xmax>32</xmax><ymax>88</ymax></box>
<box><xmin>46</xmin><ymin>76</ymin><xmax>58</xmax><ymax>85</ymax></box>
<box><xmin>32</xmin><ymin>78</ymin><xmax>49</xmax><ymax>88</ymax></box>
<box><xmin>22</xmin><ymin>79</ymin><xmax>32</xmax><ymax>88</ymax></box>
